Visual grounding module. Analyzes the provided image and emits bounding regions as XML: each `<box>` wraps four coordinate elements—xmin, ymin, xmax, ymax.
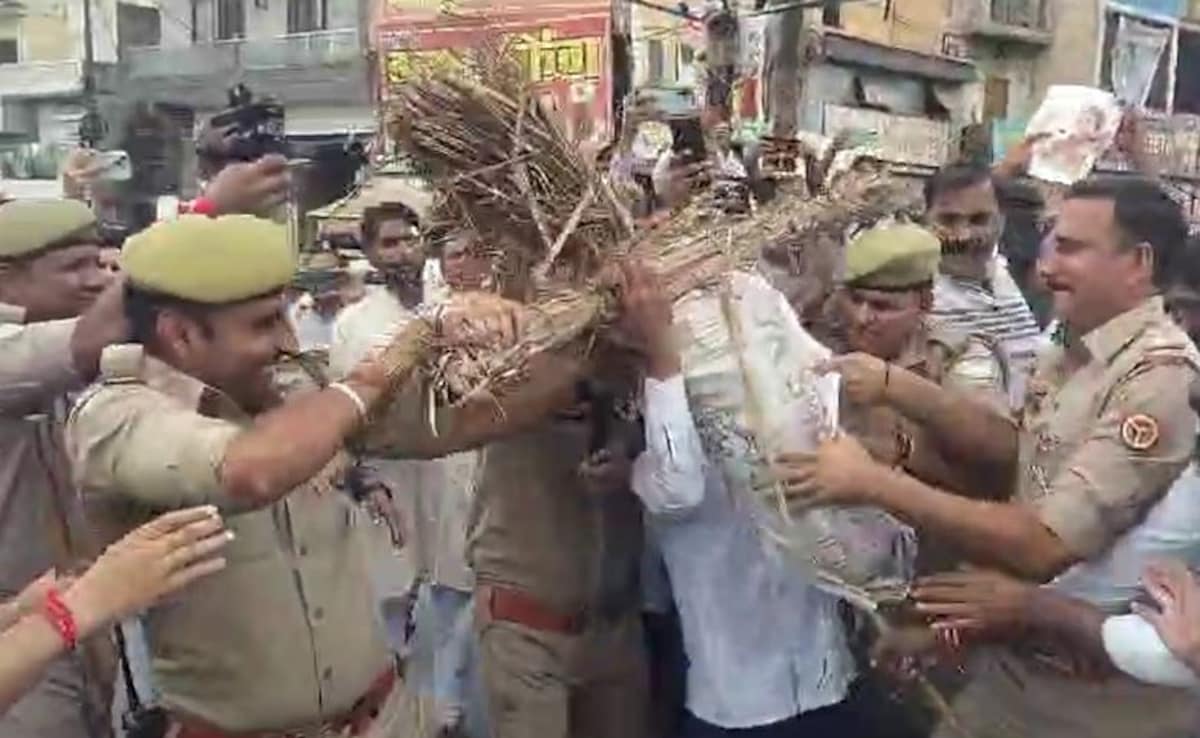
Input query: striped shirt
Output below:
<box><xmin>930</xmin><ymin>254</ymin><xmax>1042</xmax><ymax>410</ymax></box>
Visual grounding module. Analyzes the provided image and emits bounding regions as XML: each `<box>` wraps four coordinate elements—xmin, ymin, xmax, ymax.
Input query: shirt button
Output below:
<box><xmin>322</xmin><ymin>667</ymin><xmax>333</xmax><ymax>681</ymax></box>
<box><xmin>313</xmin><ymin>607</ymin><xmax>324</xmax><ymax>620</ymax></box>
<box><xmin>298</xmin><ymin>545</ymin><xmax>308</xmax><ymax>557</ymax></box>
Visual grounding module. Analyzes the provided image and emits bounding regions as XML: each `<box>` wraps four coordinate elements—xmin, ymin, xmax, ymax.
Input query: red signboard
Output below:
<box><xmin>374</xmin><ymin>1</ymin><xmax>612</xmax><ymax>143</ymax></box>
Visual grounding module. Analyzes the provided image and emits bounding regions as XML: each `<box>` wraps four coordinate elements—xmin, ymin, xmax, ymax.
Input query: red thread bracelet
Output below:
<box><xmin>42</xmin><ymin>588</ymin><xmax>78</xmax><ymax>651</ymax></box>
<box><xmin>188</xmin><ymin>196</ymin><xmax>219</xmax><ymax>217</ymax></box>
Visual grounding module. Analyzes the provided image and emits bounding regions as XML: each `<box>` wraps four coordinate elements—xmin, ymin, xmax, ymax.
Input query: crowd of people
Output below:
<box><xmin>3</xmin><ymin>100</ymin><xmax>1200</xmax><ymax>738</ymax></box>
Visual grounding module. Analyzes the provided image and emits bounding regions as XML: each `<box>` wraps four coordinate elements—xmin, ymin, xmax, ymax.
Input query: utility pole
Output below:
<box><xmin>762</xmin><ymin>0</ymin><xmax>808</xmax><ymax>140</ymax></box>
<box><xmin>81</xmin><ymin>0</ymin><xmax>95</xmax><ymax>96</ymax></box>
<box><xmin>78</xmin><ymin>0</ymin><xmax>106</xmax><ymax>147</ymax></box>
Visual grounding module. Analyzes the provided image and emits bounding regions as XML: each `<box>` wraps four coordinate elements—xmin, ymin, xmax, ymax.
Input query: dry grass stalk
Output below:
<box><xmin>382</xmin><ymin>65</ymin><xmax>975</xmax><ymax>731</ymax></box>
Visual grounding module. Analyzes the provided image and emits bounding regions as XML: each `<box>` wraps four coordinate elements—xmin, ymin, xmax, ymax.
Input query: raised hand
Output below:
<box><xmin>63</xmin><ymin>506</ymin><xmax>232</xmax><ymax>637</ymax></box>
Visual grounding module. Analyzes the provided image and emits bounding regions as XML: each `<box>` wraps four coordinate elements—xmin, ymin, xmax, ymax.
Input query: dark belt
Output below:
<box><xmin>477</xmin><ymin>584</ymin><xmax>589</xmax><ymax>635</ymax></box>
<box><xmin>172</xmin><ymin>666</ymin><xmax>396</xmax><ymax>738</ymax></box>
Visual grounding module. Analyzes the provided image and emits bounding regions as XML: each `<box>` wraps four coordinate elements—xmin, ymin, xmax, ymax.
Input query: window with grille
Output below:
<box><xmin>822</xmin><ymin>0</ymin><xmax>841</xmax><ymax>27</ymax></box>
<box><xmin>647</xmin><ymin>38</ymin><xmax>664</xmax><ymax>83</ymax></box>
<box><xmin>216</xmin><ymin>0</ymin><xmax>245</xmax><ymax>40</ymax></box>
<box><xmin>990</xmin><ymin>0</ymin><xmax>1047</xmax><ymax>29</ymax></box>
<box><xmin>117</xmin><ymin>3</ymin><xmax>161</xmax><ymax>48</ymax></box>
<box><xmin>287</xmin><ymin>0</ymin><xmax>324</xmax><ymax>34</ymax></box>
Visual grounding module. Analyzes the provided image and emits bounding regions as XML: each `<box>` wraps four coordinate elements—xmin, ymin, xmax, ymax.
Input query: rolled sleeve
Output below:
<box><xmin>632</xmin><ymin>375</ymin><xmax>707</xmax><ymax>516</ymax></box>
<box><xmin>1033</xmin><ymin>363</ymin><xmax>1197</xmax><ymax>559</ymax></box>
<box><xmin>68</xmin><ymin>386</ymin><xmax>243</xmax><ymax>511</ymax></box>
<box><xmin>945</xmin><ymin>337</ymin><xmax>1011</xmax><ymax>414</ymax></box>
<box><xmin>0</xmin><ymin>318</ymin><xmax>83</xmax><ymax>416</ymax></box>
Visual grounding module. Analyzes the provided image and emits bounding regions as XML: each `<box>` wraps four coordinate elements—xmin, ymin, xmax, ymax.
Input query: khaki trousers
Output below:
<box><xmin>476</xmin><ymin>612</ymin><xmax>648</xmax><ymax>738</ymax></box>
<box><xmin>163</xmin><ymin>678</ymin><xmax>417</xmax><ymax>738</ymax></box>
<box><xmin>932</xmin><ymin>647</ymin><xmax>1200</xmax><ymax>738</ymax></box>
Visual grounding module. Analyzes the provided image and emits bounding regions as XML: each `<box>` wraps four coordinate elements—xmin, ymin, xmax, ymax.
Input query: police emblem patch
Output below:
<box><xmin>1120</xmin><ymin>414</ymin><xmax>1160</xmax><ymax>451</ymax></box>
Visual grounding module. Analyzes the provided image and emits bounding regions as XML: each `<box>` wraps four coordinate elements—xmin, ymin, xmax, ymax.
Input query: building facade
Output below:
<box><xmin>622</xmin><ymin>0</ymin><xmax>981</xmax><ymax>172</ymax></box>
<box><xmin>0</xmin><ymin>0</ymin><xmax>125</xmax><ymax>196</ymax></box>
<box><xmin>117</xmin><ymin>0</ymin><xmax>374</xmax><ymax>211</ymax></box>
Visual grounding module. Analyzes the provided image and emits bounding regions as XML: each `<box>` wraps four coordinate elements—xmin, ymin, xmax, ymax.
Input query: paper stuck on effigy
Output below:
<box><xmin>673</xmin><ymin>272</ymin><xmax>914</xmax><ymax>606</ymax></box>
<box><xmin>1027</xmin><ymin>85</ymin><xmax>1122</xmax><ymax>185</ymax></box>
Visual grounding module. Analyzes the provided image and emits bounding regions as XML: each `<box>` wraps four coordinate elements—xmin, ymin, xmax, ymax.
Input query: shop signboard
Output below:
<box><xmin>823</xmin><ymin>104</ymin><xmax>954</xmax><ymax>168</ymax></box>
<box><xmin>375</xmin><ymin>3</ymin><xmax>611</xmax><ymax>142</ymax></box>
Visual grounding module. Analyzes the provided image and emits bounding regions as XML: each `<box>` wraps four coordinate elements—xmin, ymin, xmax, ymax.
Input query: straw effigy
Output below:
<box><xmin>387</xmin><ymin>50</ymin><xmax>920</xmax><ymax>407</ymax></box>
<box><xmin>383</xmin><ymin>49</ymin><xmax>971</xmax><ymax>737</ymax></box>
<box><xmin>387</xmin><ymin>48</ymin><xmax>920</xmax><ymax>526</ymax></box>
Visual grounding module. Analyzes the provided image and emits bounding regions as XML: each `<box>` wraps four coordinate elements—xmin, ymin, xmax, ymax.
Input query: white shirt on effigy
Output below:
<box><xmin>930</xmin><ymin>253</ymin><xmax>1041</xmax><ymax>410</ymax></box>
<box><xmin>631</xmin><ymin>272</ymin><xmax>855</xmax><ymax>729</ymax></box>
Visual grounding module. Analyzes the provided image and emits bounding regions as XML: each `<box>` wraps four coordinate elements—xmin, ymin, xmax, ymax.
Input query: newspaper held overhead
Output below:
<box><xmin>1026</xmin><ymin>85</ymin><xmax>1123</xmax><ymax>185</ymax></box>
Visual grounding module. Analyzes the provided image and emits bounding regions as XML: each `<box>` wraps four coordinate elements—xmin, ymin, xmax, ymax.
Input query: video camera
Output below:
<box><xmin>97</xmin><ymin>220</ymin><xmax>130</xmax><ymax>248</ymax></box>
<box><xmin>203</xmin><ymin>84</ymin><xmax>289</xmax><ymax>163</ymax></box>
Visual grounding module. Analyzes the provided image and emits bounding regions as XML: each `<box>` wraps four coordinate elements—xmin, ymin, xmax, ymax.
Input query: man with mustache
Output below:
<box><xmin>778</xmin><ymin>176</ymin><xmax>1200</xmax><ymax>738</ymax></box>
<box><xmin>925</xmin><ymin>164</ymin><xmax>1041</xmax><ymax>409</ymax></box>
<box><xmin>902</xmin><ymin>235</ymin><xmax>1200</xmax><ymax>698</ymax></box>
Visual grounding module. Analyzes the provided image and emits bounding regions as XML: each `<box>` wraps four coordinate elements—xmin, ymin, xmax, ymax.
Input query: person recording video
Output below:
<box><xmin>182</xmin><ymin>85</ymin><xmax>292</xmax><ymax>219</ymax></box>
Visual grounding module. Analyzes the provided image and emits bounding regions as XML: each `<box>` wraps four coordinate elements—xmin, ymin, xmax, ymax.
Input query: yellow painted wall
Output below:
<box><xmin>840</xmin><ymin>0</ymin><xmax>951</xmax><ymax>55</ymax></box>
<box><xmin>20</xmin><ymin>14</ymin><xmax>74</xmax><ymax>61</ymax></box>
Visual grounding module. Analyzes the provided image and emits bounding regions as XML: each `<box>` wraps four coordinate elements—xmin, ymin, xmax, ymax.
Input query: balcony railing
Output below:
<box><xmin>953</xmin><ymin>0</ymin><xmax>1051</xmax><ymax>44</ymax></box>
<box><xmin>0</xmin><ymin>59</ymin><xmax>83</xmax><ymax>97</ymax></box>
<box><xmin>124</xmin><ymin>29</ymin><xmax>362</xmax><ymax>80</ymax></box>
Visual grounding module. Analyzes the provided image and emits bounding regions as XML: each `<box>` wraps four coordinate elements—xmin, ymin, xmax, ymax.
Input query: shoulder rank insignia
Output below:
<box><xmin>1121</xmin><ymin>414</ymin><xmax>1160</xmax><ymax>451</ymax></box>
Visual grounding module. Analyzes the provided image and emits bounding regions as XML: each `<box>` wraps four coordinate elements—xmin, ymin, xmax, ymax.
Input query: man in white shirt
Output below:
<box><xmin>616</xmin><ymin>263</ymin><xmax>862</xmax><ymax>737</ymax></box>
<box><xmin>330</xmin><ymin>204</ymin><xmax>488</xmax><ymax>737</ymax></box>
<box><xmin>924</xmin><ymin>164</ymin><xmax>1041</xmax><ymax>409</ymax></box>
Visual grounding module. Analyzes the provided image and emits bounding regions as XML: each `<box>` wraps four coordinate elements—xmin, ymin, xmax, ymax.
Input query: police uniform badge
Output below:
<box><xmin>1120</xmin><ymin>414</ymin><xmax>1160</xmax><ymax>451</ymax></box>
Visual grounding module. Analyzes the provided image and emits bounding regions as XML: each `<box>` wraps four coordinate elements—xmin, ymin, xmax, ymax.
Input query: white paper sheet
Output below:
<box><xmin>1027</xmin><ymin>85</ymin><xmax>1122</xmax><ymax>185</ymax></box>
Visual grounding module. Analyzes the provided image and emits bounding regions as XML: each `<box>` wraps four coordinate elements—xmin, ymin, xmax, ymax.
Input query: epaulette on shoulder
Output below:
<box><xmin>67</xmin><ymin>379</ymin><xmax>138</xmax><ymax>427</ymax></box>
<box><xmin>97</xmin><ymin>345</ymin><xmax>145</xmax><ymax>385</ymax></box>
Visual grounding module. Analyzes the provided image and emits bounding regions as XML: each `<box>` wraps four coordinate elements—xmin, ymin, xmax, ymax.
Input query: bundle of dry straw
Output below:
<box><xmin>383</xmin><ymin>55</ymin><xmax>977</xmax><ymax>733</ymax></box>
<box><xmin>388</xmin><ymin>53</ymin><xmax>918</xmax><ymax>405</ymax></box>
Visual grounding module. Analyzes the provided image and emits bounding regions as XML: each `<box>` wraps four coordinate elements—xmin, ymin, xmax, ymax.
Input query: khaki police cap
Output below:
<box><xmin>844</xmin><ymin>223</ymin><xmax>941</xmax><ymax>290</ymax></box>
<box><xmin>122</xmin><ymin>215</ymin><xmax>296</xmax><ymax>304</ymax></box>
<box><xmin>0</xmin><ymin>199</ymin><xmax>97</xmax><ymax>259</ymax></box>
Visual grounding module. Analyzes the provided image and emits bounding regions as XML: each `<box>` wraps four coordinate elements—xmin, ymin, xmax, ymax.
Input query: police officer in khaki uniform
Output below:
<box><xmin>831</xmin><ymin>223</ymin><xmax>1009</xmax><ymax>504</ymax></box>
<box><xmin>0</xmin><ymin>199</ymin><xmax>126</xmax><ymax>738</ymax></box>
<box><xmin>64</xmin><ymin>215</ymin><xmax>432</xmax><ymax>737</ymax></box>
<box><xmin>778</xmin><ymin>176</ymin><xmax>1200</xmax><ymax>737</ymax></box>
<box><xmin>465</xmin><ymin>394</ymin><xmax>649</xmax><ymax>738</ymax></box>
<box><xmin>364</xmin><ymin>248</ymin><xmax>652</xmax><ymax>738</ymax></box>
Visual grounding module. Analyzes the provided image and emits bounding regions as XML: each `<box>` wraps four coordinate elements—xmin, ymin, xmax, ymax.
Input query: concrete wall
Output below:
<box><xmin>1030</xmin><ymin>0</ymin><xmax>1103</xmax><ymax>103</ymax></box>
<box><xmin>0</xmin><ymin>0</ymin><xmax>121</xmax><ymax>63</ymax></box>
<box><xmin>841</xmin><ymin>0</ymin><xmax>952</xmax><ymax>55</ymax></box>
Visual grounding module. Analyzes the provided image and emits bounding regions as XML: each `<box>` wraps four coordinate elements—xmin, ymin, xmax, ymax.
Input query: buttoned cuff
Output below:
<box><xmin>645</xmin><ymin>374</ymin><xmax>688</xmax><ymax>415</ymax></box>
